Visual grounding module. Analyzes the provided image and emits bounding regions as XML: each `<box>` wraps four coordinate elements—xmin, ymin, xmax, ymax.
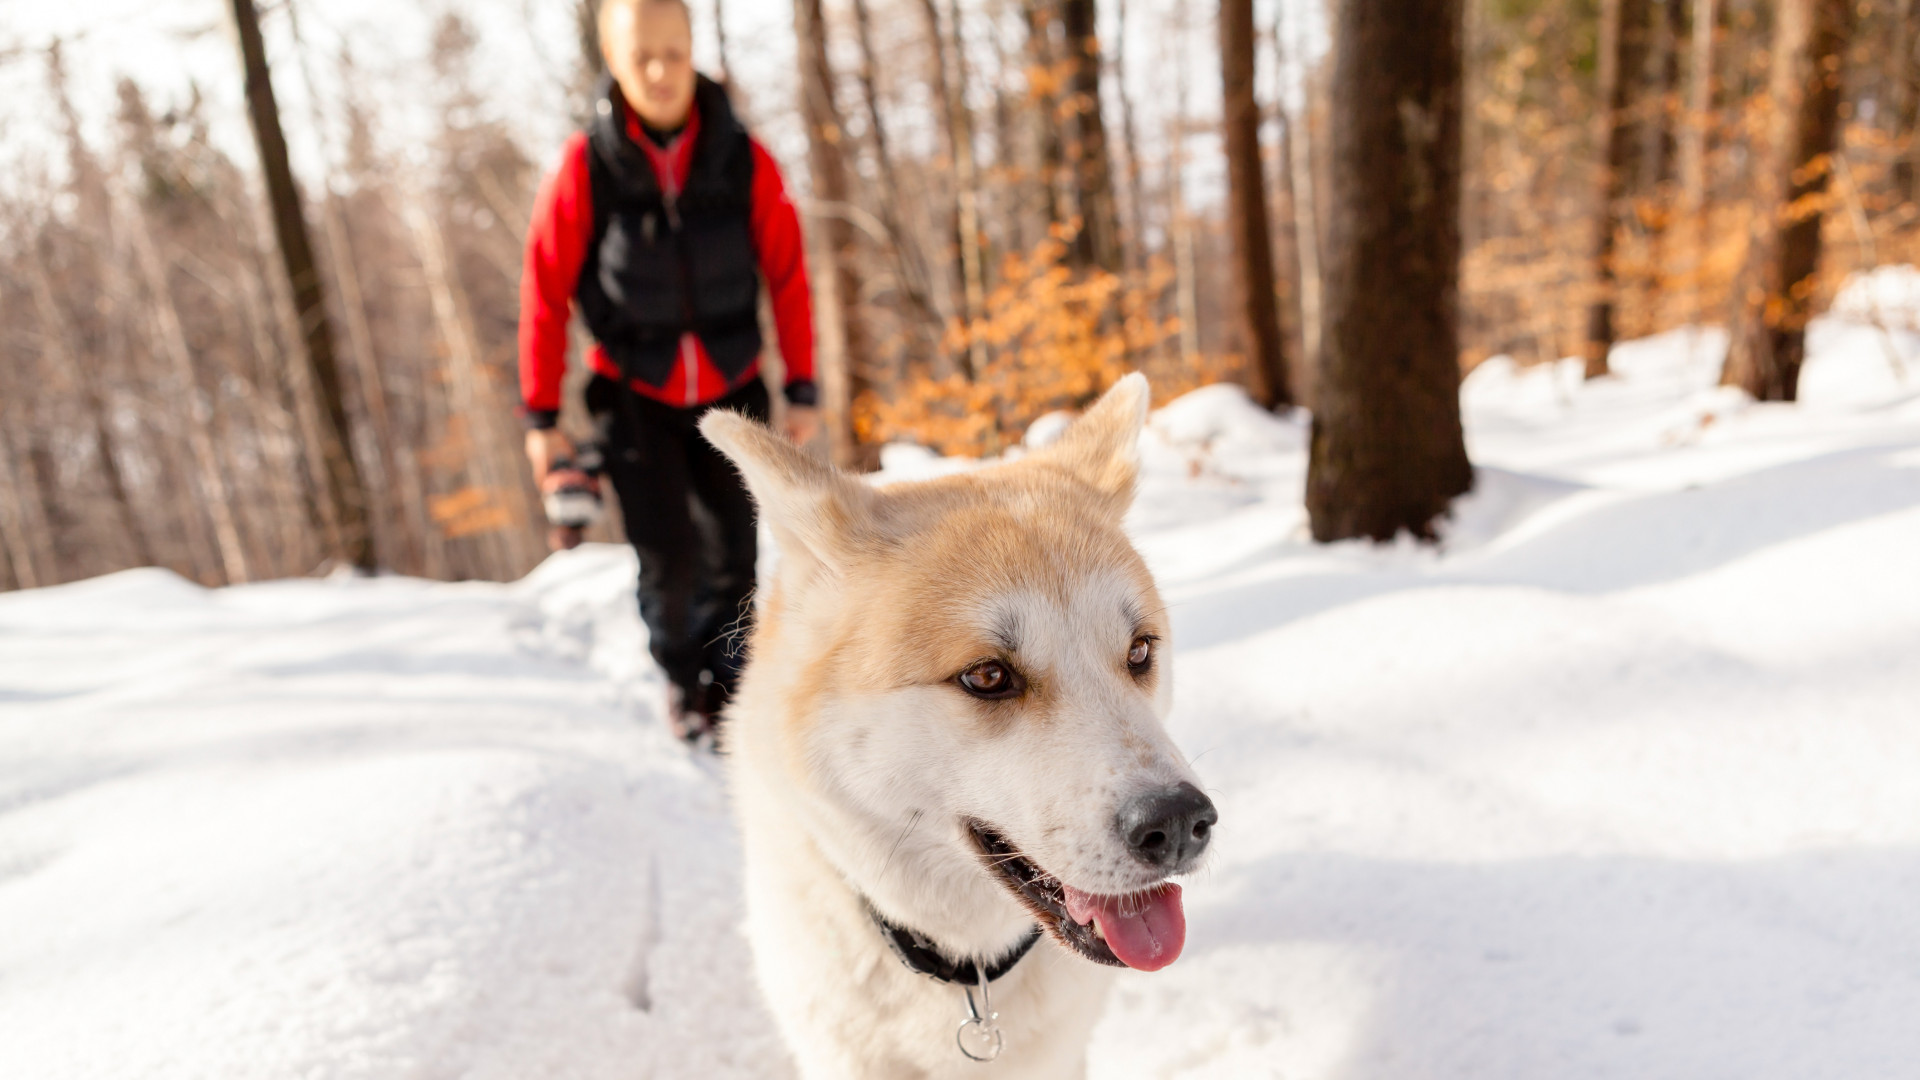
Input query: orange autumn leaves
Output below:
<box><xmin>854</xmin><ymin>238</ymin><xmax>1242</xmax><ymax>458</ymax></box>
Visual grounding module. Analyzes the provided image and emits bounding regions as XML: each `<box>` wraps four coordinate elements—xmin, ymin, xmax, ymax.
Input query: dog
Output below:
<box><xmin>699</xmin><ymin>374</ymin><xmax>1216</xmax><ymax>1078</ymax></box>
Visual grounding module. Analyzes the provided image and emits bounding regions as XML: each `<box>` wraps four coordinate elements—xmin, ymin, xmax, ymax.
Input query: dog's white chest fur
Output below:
<box><xmin>730</xmin><ymin>733</ymin><xmax>1113</xmax><ymax>1078</ymax></box>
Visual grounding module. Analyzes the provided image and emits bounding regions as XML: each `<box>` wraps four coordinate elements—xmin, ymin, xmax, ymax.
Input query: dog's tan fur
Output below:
<box><xmin>702</xmin><ymin>375</ymin><xmax>1201</xmax><ymax>1078</ymax></box>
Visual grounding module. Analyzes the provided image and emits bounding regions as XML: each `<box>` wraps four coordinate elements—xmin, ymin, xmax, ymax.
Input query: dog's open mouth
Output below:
<box><xmin>965</xmin><ymin>820</ymin><xmax>1187</xmax><ymax>972</ymax></box>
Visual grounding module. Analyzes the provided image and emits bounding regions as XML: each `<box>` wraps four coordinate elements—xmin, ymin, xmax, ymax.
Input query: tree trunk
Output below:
<box><xmin>1273</xmin><ymin>112</ymin><xmax>1312</xmax><ymax>408</ymax></box>
<box><xmin>1114</xmin><ymin>0</ymin><xmax>1150</xmax><ymax>277</ymax></box>
<box><xmin>1642</xmin><ymin>0</ymin><xmax>1682</xmax><ymax>322</ymax></box>
<box><xmin>1219</xmin><ymin>0</ymin><xmax>1291</xmax><ymax>408</ymax></box>
<box><xmin>1059</xmin><ymin>0</ymin><xmax>1122</xmax><ymax>272</ymax></box>
<box><xmin>1679</xmin><ymin>0</ymin><xmax>1718</xmax><ymax>321</ymax></box>
<box><xmin>228</xmin><ymin>0</ymin><xmax>374</xmax><ymax>571</ymax></box>
<box><xmin>916</xmin><ymin>0</ymin><xmax>989</xmax><ymax>378</ymax></box>
<box><xmin>1640</xmin><ymin>0</ymin><xmax>1681</xmax><ymax>195</ymax></box>
<box><xmin>97</xmin><ymin>208</ymin><xmax>223</xmax><ymax>582</ymax></box>
<box><xmin>0</xmin><ymin>427</ymin><xmax>46</xmax><ymax>591</ymax></box>
<box><xmin>1306</xmin><ymin>0</ymin><xmax>1473</xmax><ymax>543</ymax></box>
<box><xmin>794</xmin><ymin>0</ymin><xmax>878</xmax><ymax>469</ymax></box>
<box><xmin>850</xmin><ymin>0</ymin><xmax>942</xmax><ymax>367</ymax></box>
<box><xmin>1166</xmin><ymin>46</ymin><xmax>1201</xmax><ymax>369</ymax></box>
<box><xmin>1022</xmin><ymin>0</ymin><xmax>1068</xmax><ymax>240</ymax></box>
<box><xmin>1721</xmin><ymin>0</ymin><xmax>1855</xmax><ymax>402</ymax></box>
<box><xmin>26</xmin><ymin>257</ymin><xmax>153</xmax><ymax>569</ymax></box>
<box><xmin>1584</xmin><ymin>0</ymin><xmax>1651</xmax><ymax>379</ymax></box>
<box><xmin>714</xmin><ymin>0</ymin><xmax>734</xmax><ymax>84</ymax></box>
<box><xmin>1268</xmin><ymin>5</ymin><xmax>1309</xmax><ymax>404</ymax></box>
<box><xmin>402</xmin><ymin>190</ymin><xmax>541</xmax><ymax>577</ymax></box>
<box><xmin>123</xmin><ymin>193</ymin><xmax>254</xmax><ymax>584</ymax></box>
<box><xmin>224</xmin><ymin>201</ymin><xmax>329</xmax><ymax>578</ymax></box>
<box><xmin>288</xmin><ymin>0</ymin><xmax>421</xmax><ymax>576</ymax></box>
<box><xmin>1892</xmin><ymin>0</ymin><xmax>1920</xmax><ymax>200</ymax></box>
<box><xmin>1286</xmin><ymin>27</ymin><xmax>1326</xmax><ymax>369</ymax></box>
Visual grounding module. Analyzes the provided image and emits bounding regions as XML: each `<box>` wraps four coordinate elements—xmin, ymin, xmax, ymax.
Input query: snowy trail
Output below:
<box><xmin>6</xmin><ymin>308</ymin><xmax>1920</xmax><ymax>1078</ymax></box>
<box><xmin>0</xmin><ymin>560</ymin><xmax>787</xmax><ymax>1078</ymax></box>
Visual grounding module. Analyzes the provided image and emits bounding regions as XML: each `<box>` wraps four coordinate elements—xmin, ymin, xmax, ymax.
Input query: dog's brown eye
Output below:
<box><xmin>958</xmin><ymin>660</ymin><xmax>1020</xmax><ymax>698</ymax></box>
<box><xmin>1128</xmin><ymin>637</ymin><xmax>1153</xmax><ymax>671</ymax></box>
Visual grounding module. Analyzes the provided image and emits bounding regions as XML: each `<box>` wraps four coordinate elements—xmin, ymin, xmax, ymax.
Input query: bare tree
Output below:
<box><xmin>1306</xmin><ymin>0</ymin><xmax>1474</xmax><ymax>542</ymax></box>
<box><xmin>1584</xmin><ymin>0</ymin><xmax>1651</xmax><ymax>379</ymax></box>
<box><xmin>849</xmin><ymin>0</ymin><xmax>942</xmax><ymax>366</ymax></box>
<box><xmin>1058</xmin><ymin>0</ymin><xmax>1122</xmax><ymax>271</ymax></box>
<box><xmin>1219</xmin><ymin>0</ymin><xmax>1291</xmax><ymax>408</ymax></box>
<box><xmin>228</xmin><ymin>0</ymin><xmax>374</xmax><ymax>570</ymax></box>
<box><xmin>287</xmin><ymin>0</ymin><xmax>423</xmax><ymax>575</ymax></box>
<box><xmin>713</xmin><ymin>0</ymin><xmax>734</xmax><ymax>83</ymax></box>
<box><xmin>1678</xmin><ymin>0</ymin><xmax>1718</xmax><ymax>320</ymax></box>
<box><xmin>1281</xmin><ymin>15</ymin><xmax>1324</xmax><ymax>370</ymax></box>
<box><xmin>1639</xmin><ymin>0</ymin><xmax>1681</xmax><ymax>196</ymax></box>
<box><xmin>794</xmin><ymin>0</ymin><xmax>877</xmax><ymax>468</ymax></box>
<box><xmin>1114</xmin><ymin>0</ymin><xmax>1150</xmax><ymax>276</ymax></box>
<box><xmin>1721</xmin><ymin>0</ymin><xmax>1855</xmax><ymax>401</ymax></box>
<box><xmin>917</xmin><ymin>0</ymin><xmax>989</xmax><ymax>377</ymax></box>
<box><xmin>1022</xmin><ymin>0</ymin><xmax>1069</xmax><ymax>235</ymax></box>
<box><xmin>1892</xmin><ymin>0</ymin><xmax>1920</xmax><ymax>199</ymax></box>
<box><xmin>121</xmin><ymin>192</ymin><xmax>252</xmax><ymax>583</ymax></box>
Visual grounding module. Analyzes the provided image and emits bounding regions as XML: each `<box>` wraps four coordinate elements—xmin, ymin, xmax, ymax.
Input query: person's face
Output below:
<box><xmin>602</xmin><ymin>2</ymin><xmax>695</xmax><ymax>130</ymax></box>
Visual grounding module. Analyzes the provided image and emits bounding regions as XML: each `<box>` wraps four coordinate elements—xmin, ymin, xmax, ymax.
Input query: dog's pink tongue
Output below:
<box><xmin>1062</xmin><ymin>883</ymin><xmax>1186</xmax><ymax>971</ymax></box>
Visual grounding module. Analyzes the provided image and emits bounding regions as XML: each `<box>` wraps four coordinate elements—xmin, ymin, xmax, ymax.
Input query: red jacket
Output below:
<box><xmin>519</xmin><ymin>103</ymin><xmax>814</xmax><ymax>425</ymax></box>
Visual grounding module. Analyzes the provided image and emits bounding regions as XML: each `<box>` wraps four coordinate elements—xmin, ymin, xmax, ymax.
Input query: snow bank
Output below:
<box><xmin>4</xmin><ymin>305</ymin><xmax>1920</xmax><ymax>1078</ymax></box>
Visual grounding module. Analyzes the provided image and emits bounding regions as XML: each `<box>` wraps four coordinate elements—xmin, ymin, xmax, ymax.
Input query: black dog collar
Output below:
<box><xmin>865</xmin><ymin>901</ymin><xmax>1044</xmax><ymax>985</ymax></box>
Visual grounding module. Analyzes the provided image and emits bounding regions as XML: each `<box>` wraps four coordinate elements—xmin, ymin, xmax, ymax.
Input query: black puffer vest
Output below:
<box><xmin>576</xmin><ymin>74</ymin><xmax>762</xmax><ymax>388</ymax></box>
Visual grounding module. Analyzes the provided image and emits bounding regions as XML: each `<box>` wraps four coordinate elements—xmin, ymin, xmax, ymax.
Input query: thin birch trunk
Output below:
<box><xmin>122</xmin><ymin>194</ymin><xmax>253</xmax><ymax>585</ymax></box>
<box><xmin>1281</xmin><ymin>18</ymin><xmax>1324</xmax><ymax>367</ymax></box>
<box><xmin>97</xmin><ymin>221</ymin><xmax>222</xmax><ymax>581</ymax></box>
<box><xmin>918</xmin><ymin>0</ymin><xmax>989</xmax><ymax>378</ymax></box>
<box><xmin>402</xmin><ymin>189</ymin><xmax>539</xmax><ymax>576</ymax></box>
<box><xmin>1268</xmin><ymin>5</ymin><xmax>1310</xmax><ymax>404</ymax></box>
<box><xmin>1166</xmin><ymin>21</ymin><xmax>1199</xmax><ymax>368</ymax></box>
<box><xmin>0</xmin><ymin>427</ymin><xmax>44</xmax><ymax>590</ymax></box>
<box><xmin>227</xmin><ymin>217</ymin><xmax>329</xmax><ymax>577</ymax></box>
<box><xmin>1115</xmin><ymin>0</ymin><xmax>1150</xmax><ymax>276</ymax></box>
<box><xmin>26</xmin><ymin>259</ymin><xmax>153</xmax><ymax>568</ymax></box>
<box><xmin>850</xmin><ymin>0</ymin><xmax>944</xmax><ymax>367</ymax></box>
<box><xmin>944</xmin><ymin>0</ymin><xmax>990</xmax><ymax>377</ymax></box>
<box><xmin>794</xmin><ymin>0</ymin><xmax>878</xmax><ymax>467</ymax></box>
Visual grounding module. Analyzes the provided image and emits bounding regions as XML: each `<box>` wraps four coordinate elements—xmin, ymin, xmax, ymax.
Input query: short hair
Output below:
<box><xmin>598</xmin><ymin>0</ymin><xmax>692</xmax><ymax>46</ymax></box>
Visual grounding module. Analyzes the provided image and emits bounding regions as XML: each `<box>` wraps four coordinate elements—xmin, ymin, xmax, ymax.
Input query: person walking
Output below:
<box><xmin>519</xmin><ymin>0</ymin><xmax>817</xmax><ymax>742</ymax></box>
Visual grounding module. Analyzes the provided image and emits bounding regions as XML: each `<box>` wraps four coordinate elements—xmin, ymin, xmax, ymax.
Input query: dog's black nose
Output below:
<box><xmin>1118</xmin><ymin>782</ymin><xmax>1217</xmax><ymax>872</ymax></box>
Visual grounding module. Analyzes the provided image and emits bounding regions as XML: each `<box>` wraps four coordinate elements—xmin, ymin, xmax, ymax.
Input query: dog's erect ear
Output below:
<box><xmin>1027</xmin><ymin>372</ymin><xmax>1150</xmax><ymax>514</ymax></box>
<box><xmin>700</xmin><ymin>410</ymin><xmax>872</xmax><ymax>570</ymax></box>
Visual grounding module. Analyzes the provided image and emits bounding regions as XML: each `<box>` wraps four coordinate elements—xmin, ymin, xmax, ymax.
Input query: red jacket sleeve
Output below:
<box><xmin>748</xmin><ymin>139</ymin><xmax>815</xmax><ymax>394</ymax></box>
<box><xmin>518</xmin><ymin>132</ymin><xmax>594</xmax><ymax>427</ymax></box>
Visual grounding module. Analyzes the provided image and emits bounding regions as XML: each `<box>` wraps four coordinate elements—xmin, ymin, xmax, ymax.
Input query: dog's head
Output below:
<box><xmin>702</xmin><ymin>375</ymin><xmax>1213</xmax><ymax>973</ymax></box>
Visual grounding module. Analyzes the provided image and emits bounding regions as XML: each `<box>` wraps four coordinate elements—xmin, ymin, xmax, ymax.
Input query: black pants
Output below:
<box><xmin>586</xmin><ymin>374</ymin><xmax>768</xmax><ymax>707</ymax></box>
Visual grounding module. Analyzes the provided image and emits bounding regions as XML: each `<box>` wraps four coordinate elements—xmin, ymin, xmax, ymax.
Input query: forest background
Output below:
<box><xmin>0</xmin><ymin>0</ymin><xmax>1911</xmax><ymax>588</ymax></box>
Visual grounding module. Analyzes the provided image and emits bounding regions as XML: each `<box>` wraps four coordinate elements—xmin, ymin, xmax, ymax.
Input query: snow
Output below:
<box><xmin>6</xmin><ymin>302</ymin><xmax>1920</xmax><ymax>1077</ymax></box>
